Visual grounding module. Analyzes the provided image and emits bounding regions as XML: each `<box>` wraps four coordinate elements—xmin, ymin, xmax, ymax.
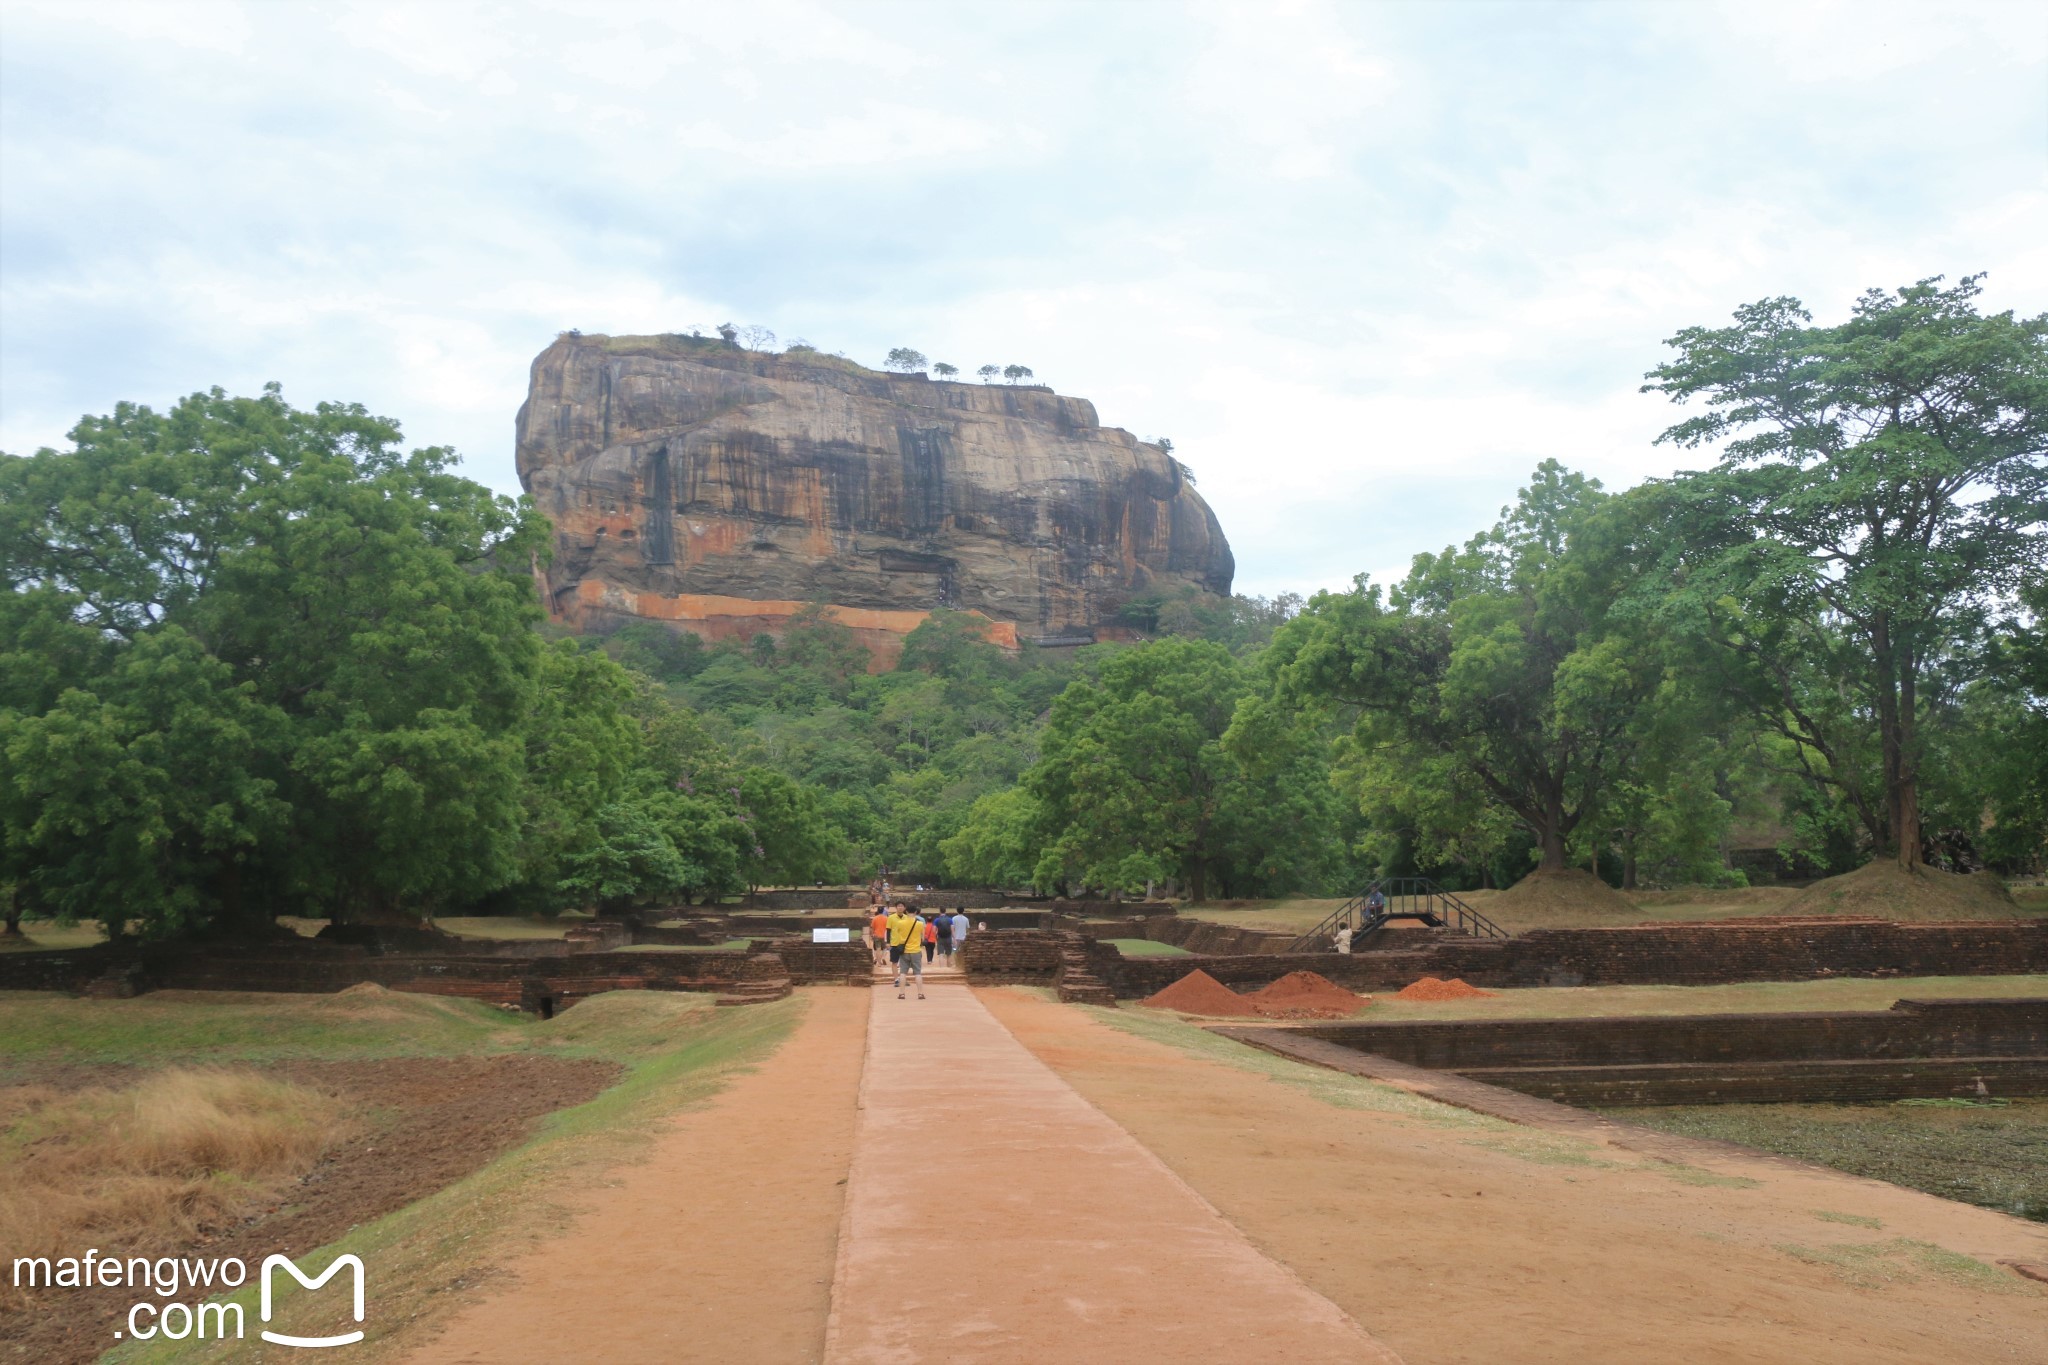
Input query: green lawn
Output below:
<box><xmin>1103</xmin><ymin>937</ymin><xmax>1191</xmax><ymax>956</ymax></box>
<box><xmin>1</xmin><ymin>921</ymin><xmax>108</xmax><ymax>952</ymax></box>
<box><xmin>1614</xmin><ymin>1098</ymin><xmax>2048</xmax><ymax>1223</ymax></box>
<box><xmin>615</xmin><ymin>940</ymin><xmax>753</xmax><ymax>953</ymax></box>
<box><xmin>435</xmin><ymin>915</ymin><xmax>574</xmax><ymax>941</ymax></box>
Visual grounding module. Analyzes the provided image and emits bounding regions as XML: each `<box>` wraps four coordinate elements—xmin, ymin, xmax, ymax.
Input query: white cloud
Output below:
<box><xmin>2</xmin><ymin>0</ymin><xmax>2043</xmax><ymax>601</ymax></box>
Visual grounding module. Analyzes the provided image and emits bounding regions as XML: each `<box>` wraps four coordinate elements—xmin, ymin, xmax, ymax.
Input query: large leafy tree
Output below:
<box><xmin>1642</xmin><ymin>275</ymin><xmax>2048</xmax><ymax>868</ymax></box>
<box><xmin>1274</xmin><ymin>462</ymin><xmax>1671</xmax><ymax>874</ymax></box>
<box><xmin>1024</xmin><ymin>637</ymin><xmax>1333</xmax><ymax>899</ymax></box>
<box><xmin>2</xmin><ymin>386</ymin><xmax>549</xmax><ymax>933</ymax></box>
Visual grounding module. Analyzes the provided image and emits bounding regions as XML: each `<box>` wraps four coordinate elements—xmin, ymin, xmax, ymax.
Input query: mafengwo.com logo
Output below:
<box><xmin>12</xmin><ymin>1249</ymin><xmax>366</xmax><ymax>1347</ymax></box>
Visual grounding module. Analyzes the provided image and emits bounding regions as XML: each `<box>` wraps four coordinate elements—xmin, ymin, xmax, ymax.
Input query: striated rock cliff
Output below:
<box><xmin>515</xmin><ymin>334</ymin><xmax>1233</xmax><ymax>664</ymax></box>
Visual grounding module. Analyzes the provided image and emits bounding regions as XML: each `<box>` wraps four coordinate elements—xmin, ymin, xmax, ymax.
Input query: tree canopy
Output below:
<box><xmin>1641</xmin><ymin>274</ymin><xmax>2048</xmax><ymax>868</ymax></box>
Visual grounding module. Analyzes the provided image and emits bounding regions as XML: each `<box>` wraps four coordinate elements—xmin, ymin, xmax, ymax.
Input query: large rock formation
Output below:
<box><xmin>516</xmin><ymin>333</ymin><xmax>1233</xmax><ymax>663</ymax></box>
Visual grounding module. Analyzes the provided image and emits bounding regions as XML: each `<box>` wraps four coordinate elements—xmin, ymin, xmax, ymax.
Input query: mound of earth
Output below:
<box><xmin>1246</xmin><ymin>971</ymin><xmax>1370</xmax><ymax>1019</ymax></box>
<box><xmin>1394</xmin><ymin>976</ymin><xmax>1497</xmax><ymax>1001</ymax></box>
<box><xmin>1142</xmin><ymin>969</ymin><xmax>1258</xmax><ymax>1017</ymax></box>
<box><xmin>1484</xmin><ymin>867</ymin><xmax>1638</xmax><ymax>924</ymax></box>
<box><xmin>1784</xmin><ymin>859</ymin><xmax>2017</xmax><ymax>921</ymax></box>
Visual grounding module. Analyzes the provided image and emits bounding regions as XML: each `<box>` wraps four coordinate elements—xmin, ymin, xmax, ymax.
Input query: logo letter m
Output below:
<box><xmin>259</xmin><ymin>1253</ymin><xmax>365</xmax><ymax>1348</ymax></box>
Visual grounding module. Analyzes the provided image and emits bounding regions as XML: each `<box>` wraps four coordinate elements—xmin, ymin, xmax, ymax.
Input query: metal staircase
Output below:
<box><xmin>1287</xmin><ymin>877</ymin><xmax>1510</xmax><ymax>952</ymax></box>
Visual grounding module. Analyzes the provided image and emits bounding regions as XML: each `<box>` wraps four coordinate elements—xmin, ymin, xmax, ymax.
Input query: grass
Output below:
<box><xmin>1181</xmin><ymin>882</ymin><xmax>2048</xmax><ymax>935</ymax></box>
<box><xmin>73</xmin><ymin>988</ymin><xmax>804</xmax><ymax>1362</ymax></box>
<box><xmin>1103</xmin><ymin>937</ymin><xmax>1190</xmax><ymax>957</ymax></box>
<box><xmin>1814</xmin><ymin>1209</ymin><xmax>1886</xmax><ymax>1228</ymax></box>
<box><xmin>1774</xmin><ymin>1238</ymin><xmax>2025</xmax><ymax>1293</ymax></box>
<box><xmin>0</xmin><ymin>988</ymin><xmax>523</xmax><ymax>1067</ymax></box>
<box><xmin>1351</xmin><ymin>973</ymin><xmax>2048</xmax><ymax>1022</ymax></box>
<box><xmin>433</xmin><ymin>915</ymin><xmax>571</xmax><ymax>941</ymax></box>
<box><xmin>615</xmin><ymin>939</ymin><xmax>752</xmax><ymax>952</ymax></box>
<box><xmin>1</xmin><ymin>921</ymin><xmax>108</xmax><ymax>951</ymax></box>
<box><xmin>1</xmin><ymin>1070</ymin><xmax>347</xmax><ymax>1309</ymax></box>
<box><xmin>1613</xmin><ymin>1097</ymin><xmax>2048</xmax><ymax>1222</ymax></box>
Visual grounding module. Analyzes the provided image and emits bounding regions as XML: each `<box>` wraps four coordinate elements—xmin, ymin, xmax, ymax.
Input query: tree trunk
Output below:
<box><xmin>1622</xmin><ymin>843</ymin><xmax>1638</xmax><ymax>891</ymax></box>
<box><xmin>1894</xmin><ymin>651</ymin><xmax>1923</xmax><ymax>869</ymax></box>
<box><xmin>1873</xmin><ymin>612</ymin><xmax>1923</xmax><ymax>869</ymax></box>
<box><xmin>2</xmin><ymin>885</ymin><xmax>21</xmax><ymax>938</ymax></box>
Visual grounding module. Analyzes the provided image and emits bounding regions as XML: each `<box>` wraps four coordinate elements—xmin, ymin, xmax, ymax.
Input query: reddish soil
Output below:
<box><xmin>981</xmin><ymin>987</ymin><xmax>2048</xmax><ymax>1365</ymax></box>
<box><xmin>406</xmin><ymin>988</ymin><xmax>869</xmax><ymax>1365</ymax></box>
<box><xmin>1141</xmin><ymin>968</ymin><xmax>1258</xmax><ymax>1016</ymax></box>
<box><xmin>1247</xmin><ymin>970</ymin><xmax>1370</xmax><ymax>1019</ymax></box>
<box><xmin>1394</xmin><ymin>975</ymin><xmax>1497</xmax><ymax>1001</ymax></box>
<box><xmin>0</xmin><ymin>1056</ymin><xmax>617</xmax><ymax>1365</ymax></box>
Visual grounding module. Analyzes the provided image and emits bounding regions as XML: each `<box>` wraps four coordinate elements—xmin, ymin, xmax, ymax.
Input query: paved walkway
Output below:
<box><xmin>824</xmin><ymin>973</ymin><xmax>1400</xmax><ymax>1363</ymax></box>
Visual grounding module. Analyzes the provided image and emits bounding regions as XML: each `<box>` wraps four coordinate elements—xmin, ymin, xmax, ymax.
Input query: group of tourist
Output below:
<box><xmin>865</xmin><ymin>904</ymin><xmax>972</xmax><ymax>999</ymax></box>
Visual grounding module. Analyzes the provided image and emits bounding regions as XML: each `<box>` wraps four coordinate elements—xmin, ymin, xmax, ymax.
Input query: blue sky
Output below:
<box><xmin>3</xmin><ymin>1</ymin><xmax>2044</xmax><ymax>596</ymax></box>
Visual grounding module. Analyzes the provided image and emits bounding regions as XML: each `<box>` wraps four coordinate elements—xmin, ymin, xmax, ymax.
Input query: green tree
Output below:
<box><xmin>1275</xmin><ymin>462</ymin><xmax>1670</xmax><ymax>874</ymax></box>
<box><xmin>2</xmin><ymin>385</ymin><xmax>549</xmax><ymax>932</ymax></box>
<box><xmin>735</xmin><ymin>765</ymin><xmax>842</xmax><ymax>888</ymax></box>
<box><xmin>932</xmin><ymin>362</ymin><xmax>959</xmax><ymax>380</ymax></box>
<box><xmin>884</xmin><ymin>347</ymin><xmax>929</xmax><ymax>374</ymax></box>
<box><xmin>1026</xmin><ymin>637</ymin><xmax>1331</xmax><ymax>899</ymax></box>
<box><xmin>1002</xmin><ymin>364</ymin><xmax>1034</xmax><ymax>385</ymax></box>
<box><xmin>939</xmin><ymin>787</ymin><xmax>1042</xmax><ymax>887</ymax></box>
<box><xmin>557</xmin><ymin>800</ymin><xmax>691</xmax><ymax>913</ymax></box>
<box><xmin>976</xmin><ymin>364</ymin><xmax>1001</xmax><ymax>384</ymax></box>
<box><xmin>1643</xmin><ymin>275</ymin><xmax>2047</xmax><ymax>868</ymax></box>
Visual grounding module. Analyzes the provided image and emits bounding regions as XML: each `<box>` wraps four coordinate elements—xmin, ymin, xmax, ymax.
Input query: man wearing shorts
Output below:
<box><xmin>869</xmin><ymin>907</ymin><xmax>889</xmax><ymax>966</ymax></box>
<box><xmin>889</xmin><ymin>904</ymin><xmax>925</xmax><ymax>999</ymax></box>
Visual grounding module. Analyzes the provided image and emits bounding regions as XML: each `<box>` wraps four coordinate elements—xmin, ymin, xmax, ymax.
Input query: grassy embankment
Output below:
<box><xmin>1613</xmin><ymin>1099</ymin><xmax>2048</xmax><ymax>1224</ymax></box>
<box><xmin>1182</xmin><ymin>882</ymin><xmax>2048</xmax><ymax>936</ymax></box>
<box><xmin>0</xmin><ymin>986</ymin><xmax>802</xmax><ymax>1361</ymax></box>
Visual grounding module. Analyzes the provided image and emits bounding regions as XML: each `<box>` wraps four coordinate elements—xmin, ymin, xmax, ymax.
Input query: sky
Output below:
<box><xmin>3</xmin><ymin>1</ymin><xmax>2044</xmax><ymax>598</ymax></box>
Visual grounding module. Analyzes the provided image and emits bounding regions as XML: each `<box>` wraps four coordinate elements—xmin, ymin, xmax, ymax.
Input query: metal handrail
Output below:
<box><xmin>1286</xmin><ymin>876</ymin><xmax>1510</xmax><ymax>951</ymax></box>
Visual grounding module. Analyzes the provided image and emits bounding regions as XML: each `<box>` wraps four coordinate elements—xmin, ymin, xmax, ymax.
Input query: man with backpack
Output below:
<box><xmin>889</xmin><ymin>903</ymin><xmax>926</xmax><ymax>1000</ymax></box>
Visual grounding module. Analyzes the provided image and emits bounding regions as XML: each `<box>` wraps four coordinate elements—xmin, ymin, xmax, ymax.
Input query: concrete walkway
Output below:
<box><xmin>824</xmin><ymin>977</ymin><xmax>1400</xmax><ymax>1364</ymax></box>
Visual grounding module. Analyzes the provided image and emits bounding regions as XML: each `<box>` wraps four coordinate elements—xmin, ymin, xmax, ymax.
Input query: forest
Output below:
<box><xmin>2</xmin><ymin>276</ymin><xmax>2043</xmax><ymax>940</ymax></box>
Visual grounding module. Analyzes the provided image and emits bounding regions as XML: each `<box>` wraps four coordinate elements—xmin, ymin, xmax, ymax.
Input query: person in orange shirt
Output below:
<box><xmin>868</xmin><ymin>908</ymin><xmax>889</xmax><ymax>966</ymax></box>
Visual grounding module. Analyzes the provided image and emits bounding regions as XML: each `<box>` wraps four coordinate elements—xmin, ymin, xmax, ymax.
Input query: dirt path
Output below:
<box><xmin>980</xmin><ymin>988</ymin><xmax>2048</xmax><ymax>1365</ymax></box>
<box><xmin>405</xmin><ymin>987</ymin><xmax>869</xmax><ymax>1365</ymax></box>
<box><xmin>824</xmin><ymin>974</ymin><xmax>1400</xmax><ymax>1363</ymax></box>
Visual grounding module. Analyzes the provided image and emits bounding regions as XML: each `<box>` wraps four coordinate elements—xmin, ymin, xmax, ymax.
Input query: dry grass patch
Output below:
<box><xmin>0</xmin><ymin>1069</ymin><xmax>349</xmax><ymax>1308</ymax></box>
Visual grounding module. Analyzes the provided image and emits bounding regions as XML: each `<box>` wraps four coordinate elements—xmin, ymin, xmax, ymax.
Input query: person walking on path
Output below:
<box><xmin>932</xmin><ymin>907</ymin><xmax>953</xmax><ymax>964</ymax></box>
<box><xmin>869</xmin><ymin>908</ymin><xmax>889</xmax><ymax>966</ymax></box>
<box><xmin>889</xmin><ymin>905</ymin><xmax>926</xmax><ymax>999</ymax></box>
<box><xmin>951</xmin><ymin>909</ymin><xmax>970</xmax><ymax>964</ymax></box>
<box><xmin>922</xmin><ymin>911</ymin><xmax>938</xmax><ymax>965</ymax></box>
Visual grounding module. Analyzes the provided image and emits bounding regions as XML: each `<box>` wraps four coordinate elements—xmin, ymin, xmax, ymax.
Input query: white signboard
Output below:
<box><xmin>812</xmin><ymin>927</ymin><xmax>852</xmax><ymax>943</ymax></box>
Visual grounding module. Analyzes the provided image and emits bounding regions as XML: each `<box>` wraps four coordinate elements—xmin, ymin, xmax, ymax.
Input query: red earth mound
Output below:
<box><xmin>1247</xmin><ymin>970</ymin><xmax>1371</xmax><ymax>1019</ymax></box>
<box><xmin>1141</xmin><ymin>968</ymin><xmax>1259</xmax><ymax>1017</ymax></box>
<box><xmin>1394</xmin><ymin>975</ymin><xmax>1498</xmax><ymax>1001</ymax></box>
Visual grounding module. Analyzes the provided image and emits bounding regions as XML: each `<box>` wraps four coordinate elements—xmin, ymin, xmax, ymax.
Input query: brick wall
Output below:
<box><xmin>960</xmin><ymin>930</ymin><xmax>1067</xmax><ymax>983</ymax></box>
<box><xmin>1278</xmin><ymin>997</ymin><xmax>2048</xmax><ymax>1106</ymax></box>
<box><xmin>1101</xmin><ymin>919</ymin><xmax>2048</xmax><ymax>997</ymax></box>
<box><xmin>1294</xmin><ymin>998</ymin><xmax>2048</xmax><ymax>1069</ymax></box>
<box><xmin>775</xmin><ymin>942</ymin><xmax>871</xmax><ymax>984</ymax></box>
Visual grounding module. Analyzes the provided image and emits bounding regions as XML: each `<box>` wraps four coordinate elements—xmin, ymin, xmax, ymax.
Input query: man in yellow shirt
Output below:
<box><xmin>887</xmin><ymin>904</ymin><xmax>925</xmax><ymax>1000</ymax></box>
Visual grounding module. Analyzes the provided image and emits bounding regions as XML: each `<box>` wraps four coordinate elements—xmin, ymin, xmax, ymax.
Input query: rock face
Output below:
<box><xmin>516</xmin><ymin>334</ymin><xmax>1233</xmax><ymax>663</ymax></box>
